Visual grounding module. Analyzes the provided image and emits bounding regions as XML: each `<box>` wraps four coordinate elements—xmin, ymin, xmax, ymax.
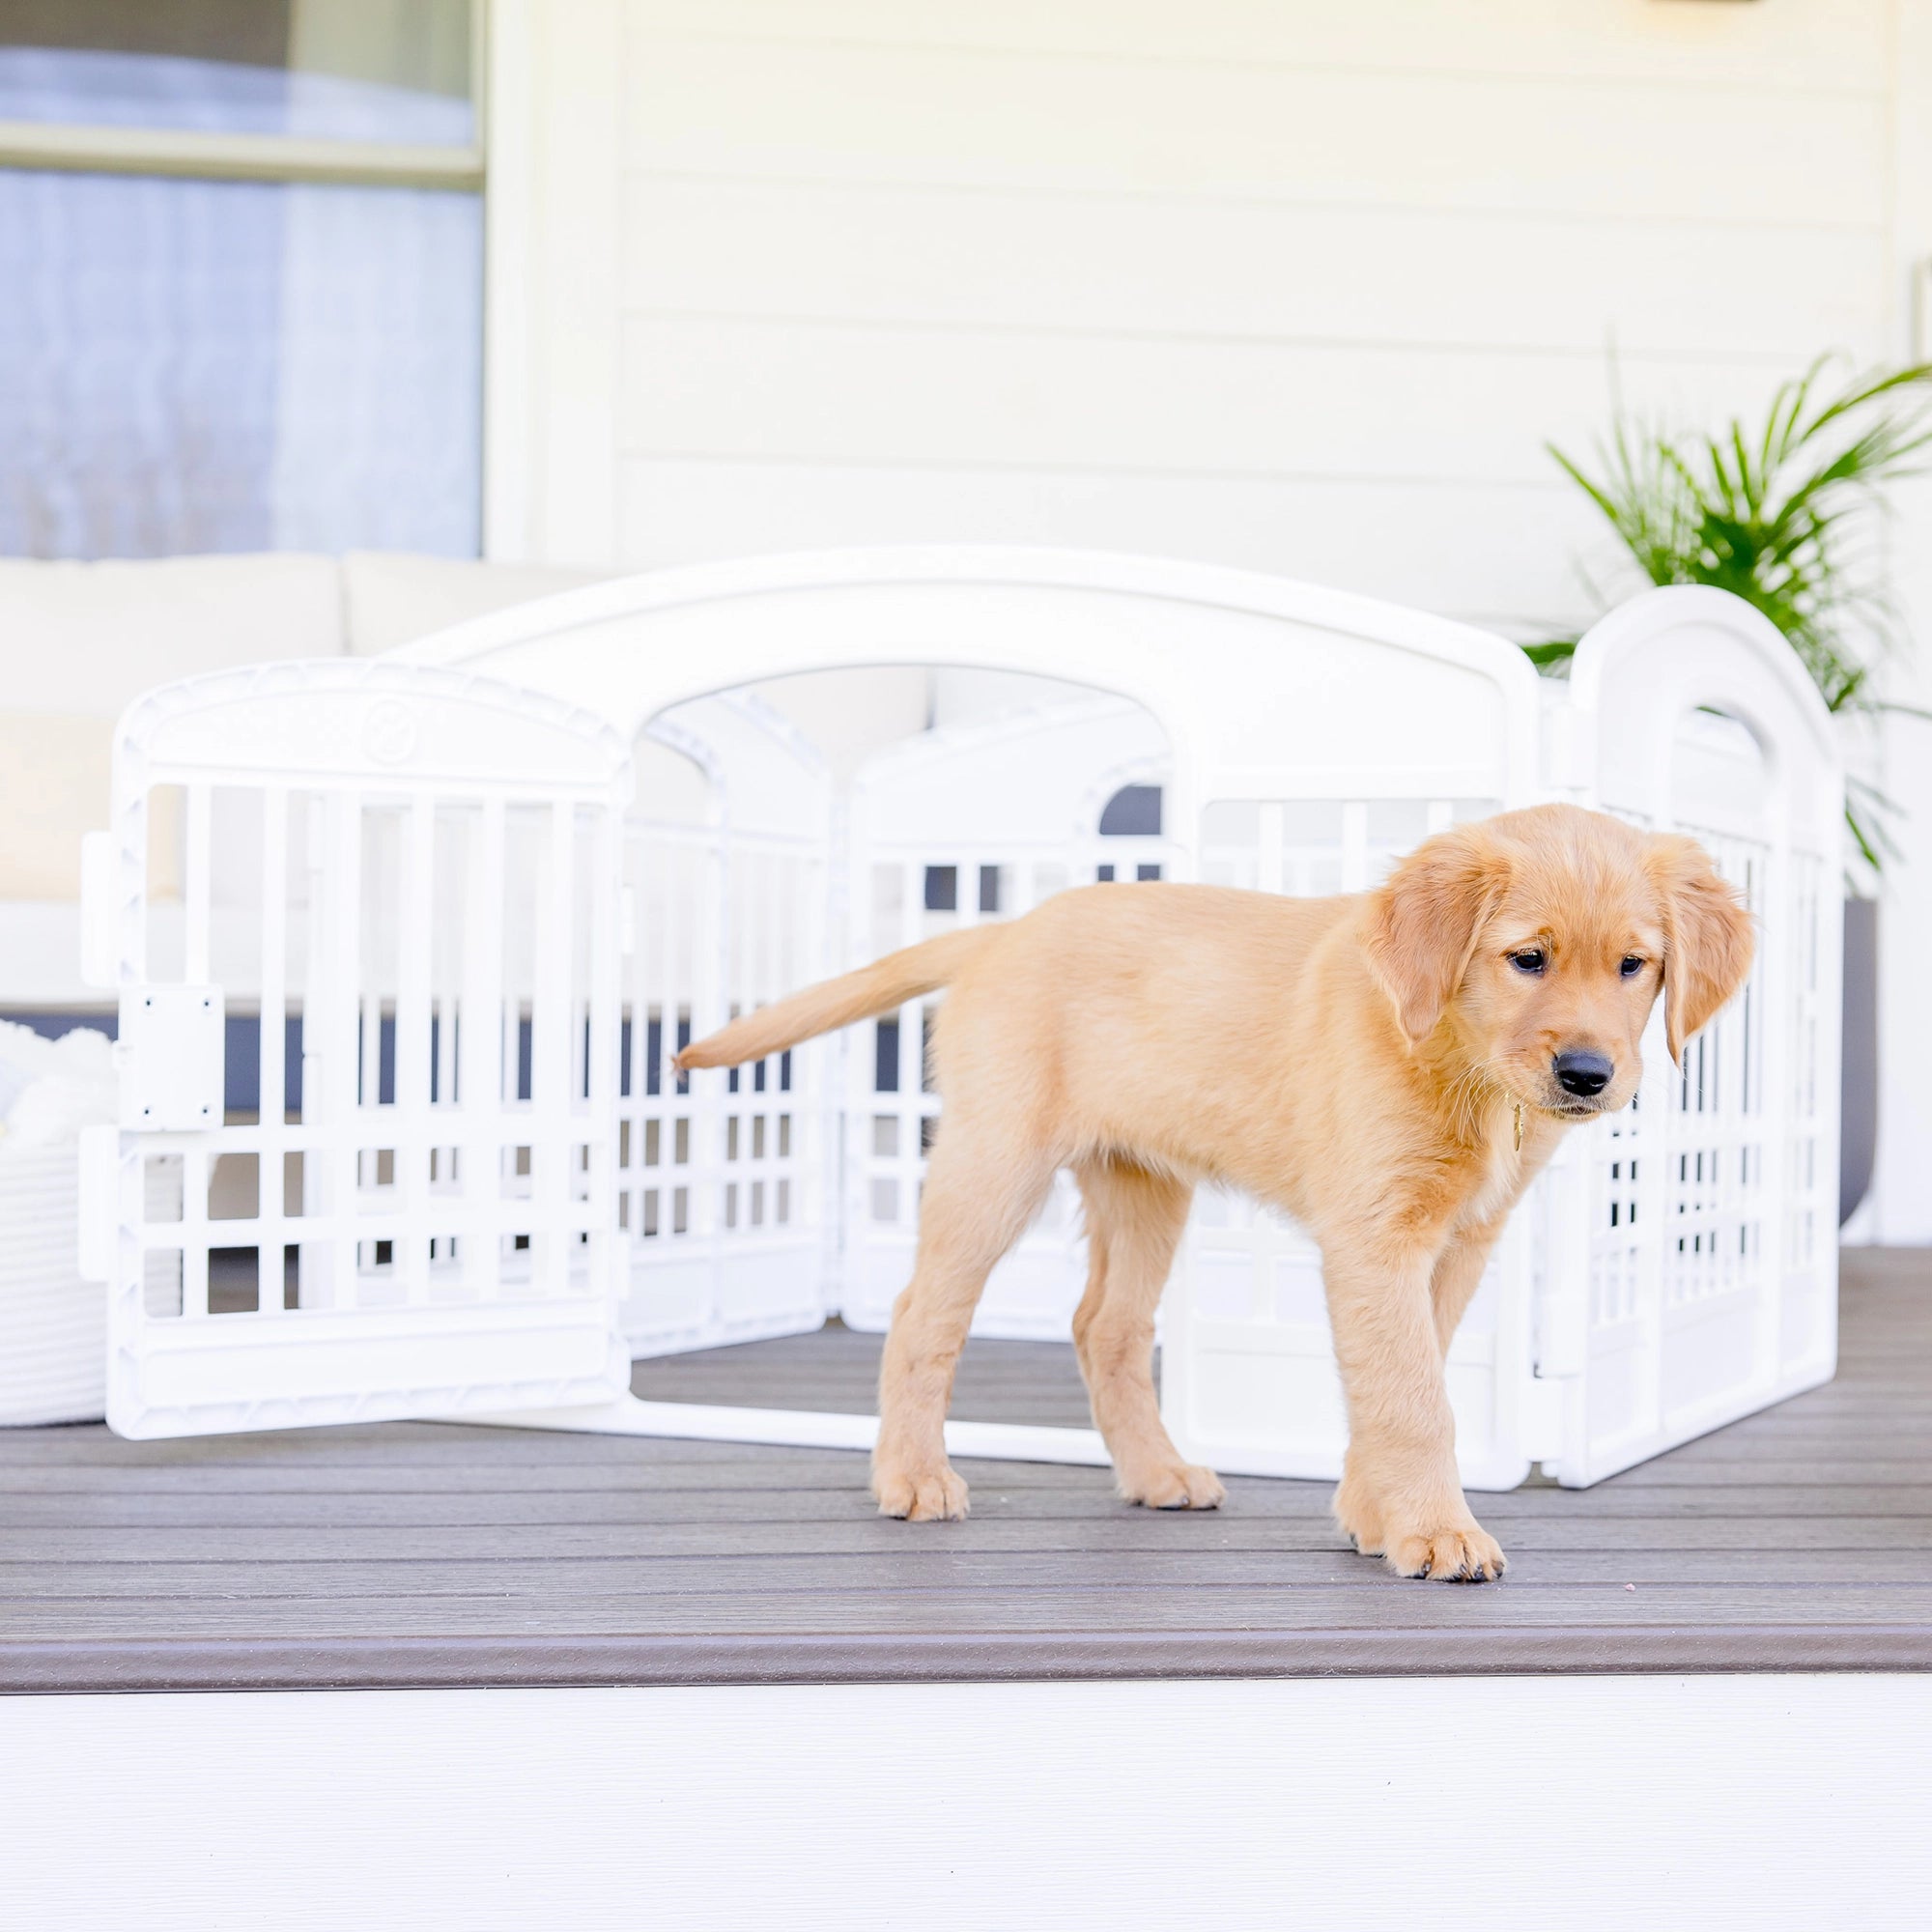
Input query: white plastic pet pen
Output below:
<box><xmin>74</xmin><ymin>551</ymin><xmax>1841</xmax><ymax>1489</ymax></box>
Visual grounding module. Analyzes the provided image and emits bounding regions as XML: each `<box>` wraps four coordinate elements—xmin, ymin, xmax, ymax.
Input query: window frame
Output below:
<box><xmin>0</xmin><ymin>4</ymin><xmax>486</xmax><ymax>189</ymax></box>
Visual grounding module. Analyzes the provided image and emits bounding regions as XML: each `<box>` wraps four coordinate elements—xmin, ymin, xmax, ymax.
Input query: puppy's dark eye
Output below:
<box><xmin>1509</xmin><ymin>949</ymin><xmax>1547</xmax><ymax>975</ymax></box>
<box><xmin>1619</xmin><ymin>954</ymin><xmax>1644</xmax><ymax>979</ymax></box>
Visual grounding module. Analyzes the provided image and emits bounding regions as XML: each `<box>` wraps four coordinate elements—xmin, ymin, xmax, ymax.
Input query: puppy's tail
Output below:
<box><xmin>672</xmin><ymin>926</ymin><xmax>1001</xmax><ymax>1072</ymax></box>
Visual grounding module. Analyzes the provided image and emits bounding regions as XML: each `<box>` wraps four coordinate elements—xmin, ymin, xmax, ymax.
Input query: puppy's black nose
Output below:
<box><xmin>1553</xmin><ymin>1050</ymin><xmax>1613</xmax><ymax>1097</ymax></box>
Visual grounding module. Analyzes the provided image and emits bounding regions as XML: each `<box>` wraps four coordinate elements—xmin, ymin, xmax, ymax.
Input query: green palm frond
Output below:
<box><xmin>1542</xmin><ymin>355</ymin><xmax>1932</xmax><ymax>881</ymax></box>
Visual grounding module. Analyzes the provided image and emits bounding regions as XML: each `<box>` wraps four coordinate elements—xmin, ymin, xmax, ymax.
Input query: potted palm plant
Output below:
<box><xmin>1541</xmin><ymin>357</ymin><xmax>1932</xmax><ymax>1222</ymax></box>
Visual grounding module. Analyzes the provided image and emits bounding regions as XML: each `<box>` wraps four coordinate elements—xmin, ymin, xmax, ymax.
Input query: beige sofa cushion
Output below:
<box><xmin>343</xmin><ymin>551</ymin><xmax>608</xmax><ymax>656</ymax></box>
<box><xmin>0</xmin><ymin>712</ymin><xmax>110</xmax><ymax>900</ymax></box>
<box><xmin>0</xmin><ymin>554</ymin><xmax>346</xmax><ymax>718</ymax></box>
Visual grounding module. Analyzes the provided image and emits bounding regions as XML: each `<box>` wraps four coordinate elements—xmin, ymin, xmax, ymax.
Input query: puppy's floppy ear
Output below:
<box><xmin>1363</xmin><ymin>825</ymin><xmax>1509</xmax><ymax>1046</ymax></box>
<box><xmin>1646</xmin><ymin>834</ymin><xmax>1755</xmax><ymax>1065</ymax></box>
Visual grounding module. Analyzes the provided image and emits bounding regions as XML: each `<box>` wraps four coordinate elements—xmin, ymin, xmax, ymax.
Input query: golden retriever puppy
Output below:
<box><xmin>675</xmin><ymin>803</ymin><xmax>1753</xmax><ymax>1582</ymax></box>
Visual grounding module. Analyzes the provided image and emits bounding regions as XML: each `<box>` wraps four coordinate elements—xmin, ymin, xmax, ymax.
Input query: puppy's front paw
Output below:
<box><xmin>1383</xmin><ymin>1521</ymin><xmax>1507</xmax><ymax>1583</ymax></box>
<box><xmin>872</xmin><ymin>1461</ymin><xmax>970</xmax><ymax>1521</ymax></box>
<box><xmin>1333</xmin><ymin>1474</ymin><xmax>1505</xmax><ymax>1581</ymax></box>
<box><xmin>1119</xmin><ymin>1461</ymin><xmax>1225</xmax><ymax>1510</ymax></box>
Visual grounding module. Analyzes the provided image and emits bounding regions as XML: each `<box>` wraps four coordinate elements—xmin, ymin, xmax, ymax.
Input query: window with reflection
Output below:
<box><xmin>0</xmin><ymin>1</ymin><xmax>483</xmax><ymax>558</ymax></box>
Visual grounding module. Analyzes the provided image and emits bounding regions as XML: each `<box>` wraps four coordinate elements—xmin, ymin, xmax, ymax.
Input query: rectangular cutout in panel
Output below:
<box><xmin>208</xmin><ymin>786</ymin><xmax>267</xmax><ymax>998</ymax></box>
<box><xmin>143</xmin><ymin>1249</ymin><xmax>184</xmax><ymax>1318</ymax></box>
<box><xmin>209</xmin><ymin>1152</ymin><xmax>258</xmax><ymax>1221</ymax></box>
<box><xmin>209</xmin><ymin>1248</ymin><xmax>260</xmax><ymax>1315</ymax></box>
<box><xmin>146</xmin><ymin>782</ymin><xmax>187</xmax><ymax>909</ymax></box>
<box><xmin>144</xmin><ymin>1154</ymin><xmax>185</xmax><ymax>1223</ymax></box>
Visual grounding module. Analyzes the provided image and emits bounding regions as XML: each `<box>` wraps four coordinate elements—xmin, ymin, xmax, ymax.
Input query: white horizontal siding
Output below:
<box><xmin>616</xmin><ymin>460</ymin><xmax>1611</xmax><ymax>632</ymax></box>
<box><xmin>622</xmin><ymin>38</ymin><xmax>1884</xmax><ymax>224</ymax></box>
<box><xmin>602</xmin><ymin>3</ymin><xmax>1893</xmax><ymax>636</ymax></box>
<box><xmin>630</xmin><ymin>0</ymin><xmax>1890</xmax><ymax>92</ymax></box>
<box><xmin>624</xmin><ymin>179</ymin><xmax>1887</xmax><ymax>361</ymax></box>
<box><xmin>619</xmin><ymin>314</ymin><xmax>1805</xmax><ymax>485</ymax></box>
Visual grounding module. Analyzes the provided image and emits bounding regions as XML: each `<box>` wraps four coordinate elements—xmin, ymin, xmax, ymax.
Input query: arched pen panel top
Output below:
<box><xmin>397</xmin><ymin>548</ymin><xmax>1545</xmax><ymax>810</ymax></box>
<box><xmin>114</xmin><ymin>659</ymin><xmax>631</xmax><ymax>802</ymax></box>
<box><xmin>1568</xmin><ymin>585</ymin><xmax>1842</xmax><ymax>857</ymax></box>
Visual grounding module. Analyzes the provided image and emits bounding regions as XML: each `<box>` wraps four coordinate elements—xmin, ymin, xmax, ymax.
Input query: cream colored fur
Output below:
<box><xmin>677</xmin><ymin>804</ymin><xmax>1753</xmax><ymax>1582</ymax></box>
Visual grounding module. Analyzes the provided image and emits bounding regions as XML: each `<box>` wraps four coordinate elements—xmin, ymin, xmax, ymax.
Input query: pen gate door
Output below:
<box><xmin>79</xmin><ymin>662</ymin><xmax>632</xmax><ymax>1438</ymax></box>
<box><xmin>1545</xmin><ymin>588</ymin><xmax>1842</xmax><ymax>1487</ymax></box>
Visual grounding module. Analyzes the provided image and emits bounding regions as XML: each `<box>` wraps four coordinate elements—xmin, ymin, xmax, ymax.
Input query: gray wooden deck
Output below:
<box><xmin>4</xmin><ymin>1249</ymin><xmax>1929</xmax><ymax>1691</ymax></box>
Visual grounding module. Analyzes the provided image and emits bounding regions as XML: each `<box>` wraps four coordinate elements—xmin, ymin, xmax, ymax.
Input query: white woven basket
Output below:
<box><xmin>0</xmin><ymin>1137</ymin><xmax>103</xmax><ymax>1427</ymax></box>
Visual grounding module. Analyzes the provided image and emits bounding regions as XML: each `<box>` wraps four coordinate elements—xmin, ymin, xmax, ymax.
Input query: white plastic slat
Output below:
<box><xmin>256</xmin><ymin>785</ymin><xmax>289</xmax><ymax>1317</ymax></box>
<box><xmin>585</xmin><ymin>803</ymin><xmax>624</xmax><ymax>1296</ymax></box>
<box><xmin>531</xmin><ymin>797</ymin><xmax>576</xmax><ymax>1296</ymax></box>
<box><xmin>394</xmin><ymin>793</ymin><xmax>436</xmax><ymax>1304</ymax></box>
<box><xmin>328</xmin><ymin>790</ymin><xmax>365</xmax><ymax>1312</ymax></box>
<box><xmin>459</xmin><ymin>795</ymin><xmax>507</xmax><ymax>1301</ymax></box>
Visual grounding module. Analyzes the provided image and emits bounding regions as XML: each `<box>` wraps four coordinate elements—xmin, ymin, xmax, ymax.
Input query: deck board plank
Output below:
<box><xmin>2</xmin><ymin>1249</ymin><xmax>1928</xmax><ymax>1689</ymax></box>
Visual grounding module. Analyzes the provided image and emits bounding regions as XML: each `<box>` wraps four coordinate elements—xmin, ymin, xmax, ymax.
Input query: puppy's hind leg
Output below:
<box><xmin>1072</xmin><ymin>1159</ymin><xmax>1223</xmax><ymax>1510</ymax></box>
<box><xmin>873</xmin><ymin>1122</ymin><xmax>1055</xmax><ymax>1522</ymax></box>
